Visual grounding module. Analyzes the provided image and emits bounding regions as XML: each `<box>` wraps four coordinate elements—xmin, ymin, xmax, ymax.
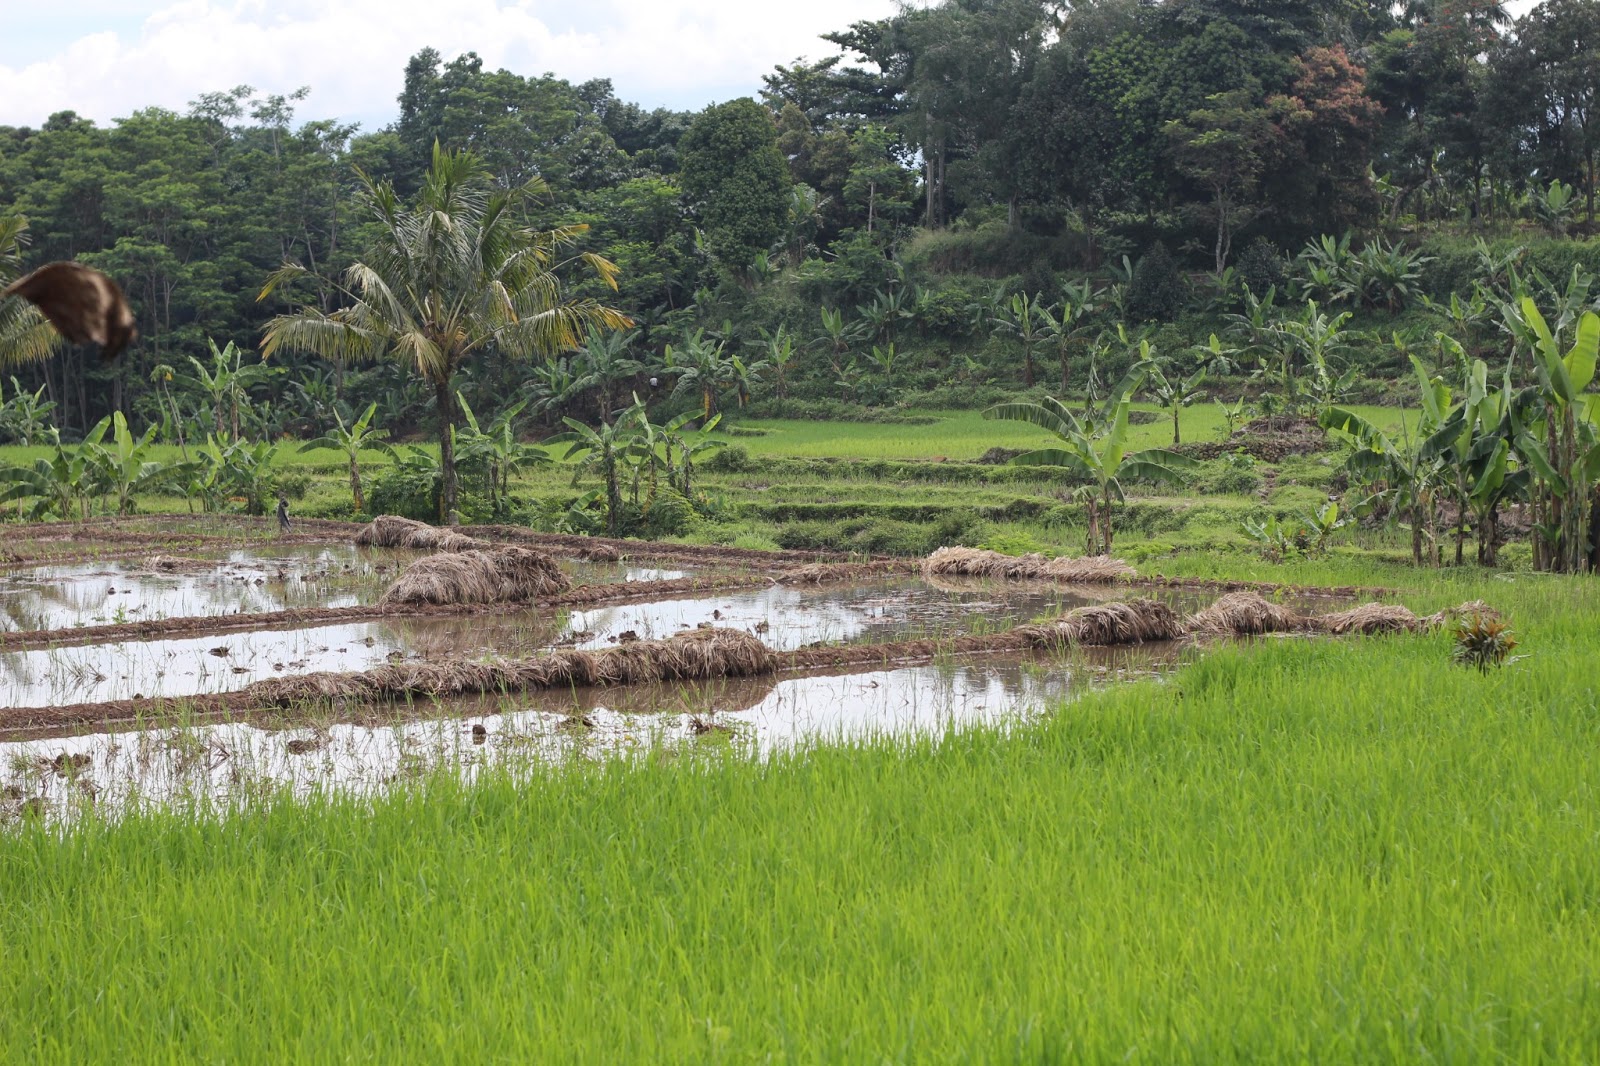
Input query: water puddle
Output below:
<box><xmin>0</xmin><ymin>576</ymin><xmax>1267</xmax><ymax>709</ymax></box>
<box><xmin>0</xmin><ymin>647</ymin><xmax>1180</xmax><ymax>823</ymax></box>
<box><xmin>0</xmin><ymin>546</ymin><xmax>401</xmax><ymax>630</ymax></box>
<box><xmin>0</xmin><ymin>546</ymin><xmax>690</xmax><ymax>634</ymax></box>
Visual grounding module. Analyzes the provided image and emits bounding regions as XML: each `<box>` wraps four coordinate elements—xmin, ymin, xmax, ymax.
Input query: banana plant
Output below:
<box><xmin>758</xmin><ymin>325</ymin><xmax>798</xmax><ymax>403</ymax></box>
<box><xmin>191</xmin><ymin>434</ymin><xmax>278</xmax><ymax>516</ymax></box>
<box><xmin>1501</xmin><ymin>297</ymin><xmax>1600</xmax><ymax>572</ymax></box>
<box><xmin>298</xmin><ymin>401</ymin><xmax>396</xmax><ymax>514</ymax></box>
<box><xmin>1267</xmin><ymin>301</ymin><xmax>1357</xmax><ymax>415</ymax></box>
<box><xmin>985</xmin><ymin>376</ymin><xmax>1197</xmax><ymax>554</ymax></box>
<box><xmin>570</xmin><ymin>328</ymin><xmax>643</xmax><ymax>424</ymax></box>
<box><xmin>547</xmin><ymin>408</ymin><xmax>648</xmax><ymax>537</ymax></box>
<box><xmin>1039</xmin><ymin>298</ymin><xmax>1096</xmax><ymax>395</ymax></box>
<box><xmin>991</xmin><ymin>292</ymin><xmax>1045</xmax><ymax>387</ymax></box>
<box><xmin>659</xmin><ymin>410</ymin><xmax>725</xmax><ymax>500</ymax></box>
<box><xmin>186</xmin><ymin>338</ymin><xmax>282</xmax><ymax>441</ymax></box>
<box><xmin>665</xmin><ymin>329</ymin><xmax>738</xmax><ymax>420</ymax></box>
<box><xmin>1414</xmin><ymin>353</ymin><xmax>1531</xmax><ymax>566</ymax></box>
<box><xmin>816</xmin><ymin>307</ymin><xmax>862</xmax><ymax>380</ymax></box>
<box><xmin>1320</xmin><ymin>403</ymin><xmax>1447</xmax><ymax>567</ymax></box>
<box><xmin>0</xmin><ymin>376</ymin><xmax>57</xmax><ymax>446</ymax></box>
<box><xmin>1143</xmin><ymin>362</ymin><xmax>1206</xmax><ymax>445</ymax></box>
<box><xmin>82</xmin><ymin>412</ymin><xmax>181</xmax><ymax>516</ymax></box>
<box><xmin>0</xmin><ymin>431</ymin><xmax>103</xmax><ymax>520</ymax></box>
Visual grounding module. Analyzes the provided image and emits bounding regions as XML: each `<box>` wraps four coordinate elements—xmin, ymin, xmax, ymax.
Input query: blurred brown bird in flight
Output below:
<box><xmin>1</xmin><ymin>262</ymin><xmax>137</xmax><ymax>362</ymax></box>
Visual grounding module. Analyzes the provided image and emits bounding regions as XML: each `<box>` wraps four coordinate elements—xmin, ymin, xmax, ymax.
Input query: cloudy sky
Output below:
<box><xmin>0</xmin><ymin>0</ymin><xmax>901</xmax><ymax>131</ymax></box>
<box><xmin>1</xmin><ymin>0</ymin><xmax>1544</xmax><ymax>133</ymax></box>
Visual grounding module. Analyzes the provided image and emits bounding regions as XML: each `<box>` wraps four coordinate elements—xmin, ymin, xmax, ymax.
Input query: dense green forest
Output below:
<box><xmin>2</xmin><ymin>0</ymin><xmax>1600</xmax><ymax>570</ymax></box>
<box><xmin>3</xmin><ymin>0</ymin><xmax>1599</xmax><ymax>434</ymax></box>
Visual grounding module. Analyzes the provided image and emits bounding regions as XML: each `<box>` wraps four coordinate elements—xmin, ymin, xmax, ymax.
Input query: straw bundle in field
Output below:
<box><xmin>255</xmin><ymin>627</ymin><xmax>777</xmax><ymax>706</ymax></box>
<box><xmin>923</xmin><ymin>546</ymin><xmax>1044</xmax><ymax>579</ymax></box>
<box><xmin>779</xmin><ymin>560</ymin><xmax>916</xmax><ymax>585</ymax></box>
<box><xmin>590</xmin><ymin>627</ymin><xmax>777</xmax><ymax>685</ymax></box>
<box><xmin>1013</xmin><ymin>599</ymin><xmax>1186</xmax><ymax>648</ymax></box>
<box><xmin>1036</xmin><ymin>555</ymin><xmax>1138</xmax><ymax>583</ymax></box>
<box><xmin>355</xmin><ymin>515</ymin><xmax>486</xmax><ymax>553</ymax></box>
<box><xmin>379</xmin><ymin>546</ymin><xmax>570</xmax><ymax>606</ymax></box>
<box><xmin>1318</xmin><ymin>602</ymin><xmax>1420</xmax><ymax>635</ymax></box>
<box><xmin>1187</xmin><ymin>592</ymin><xmax>1309</xmax><ymax>636</ymax></box>
<box><xmin>921</xmin><ymin>546</ymin><xmax>1134</xmax><ymax>583</ymax></box>
<box><xmin>1422</xmin><ymin>600</ymin><xmax>1500</xmax><ymax>630</ymax></box>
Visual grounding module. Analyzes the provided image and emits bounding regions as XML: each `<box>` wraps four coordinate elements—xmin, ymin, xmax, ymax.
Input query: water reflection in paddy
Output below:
<box><xmin>0</xmin><ymin>545</ymin><xmax>690</xmax><ymax>634</ymax></box>
<box><xmin>0</xmin><ymin>647</ymin><xmax>1183</xmax><ymax>823</ymax></box>
<box><xmin>0</xmin><ymin>576</ymin><xmax>1237</xmax><ymax>709</ymax></box>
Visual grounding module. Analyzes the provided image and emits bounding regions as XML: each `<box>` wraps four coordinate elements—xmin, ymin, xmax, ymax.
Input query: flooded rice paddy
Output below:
<box><xmin>0</xmin><ymin>572</ymin><xmax>1232</xmax><ymax>708</ymax></box>
<box><xmin>0</xmin><ymin>648</ymin><xmax>1179</xmax><ymax>822</ymax></box>
<box><xmin>0</xmin><ymin>546</ymin><xmax>688</xmax><ymax>633</ymax></box>
<box><xmin>0</xmin><ymin>538</ymin><xmax>1333</xmax><ymax>823</ymax></box>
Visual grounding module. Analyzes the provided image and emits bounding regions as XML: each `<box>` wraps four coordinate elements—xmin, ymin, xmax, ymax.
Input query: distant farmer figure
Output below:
<box><xmin>276</xmin><ymin>492</ymin><xmax>291</xmax><ymax>534</ymax></box>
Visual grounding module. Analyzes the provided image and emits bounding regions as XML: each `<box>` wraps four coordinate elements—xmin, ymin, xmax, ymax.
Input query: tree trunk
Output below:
<box><xmin>434</xmin><ymin>377</ymin><xmax>458</xmax><ymax>523</ymax></box>
<box><xmin>1172</xmin><ymin>405</ymin><xmax>1180</xmax><ymax>445</ymax></box>
<box><xmin>604</xmin><ymin>454</ymin><xmax>621</xmax><ymax>537</ymax></box>
<box><xmin>1479</xmin><ymin>501</ymin><xmax>1500</xmax><ymax>568</ymax></box>
<box><xmin>1022</xmin><ymin>345</ymin><xmax>1035</xmax><ymax>388</ymax></box>
<box><xmin>1588</xmin><ymin>485</ymin><xmax>1600</xmax><ymax>572</ymax></box>
<box><xmin>349</xmin><ymin>456</ymin><xmax>364</xmax><ymax>513</ymax></box>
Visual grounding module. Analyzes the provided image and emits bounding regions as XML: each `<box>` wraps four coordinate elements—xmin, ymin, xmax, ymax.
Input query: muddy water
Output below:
<box><xmin>0</xmin><ymin>647</ymin><xmax>1182</xmax><ymax>823</ymax></box>
<box><xmin>0</xmin><ymin>547</ymin><xmax>690</xmax><ymax>633</ymax></box>
<box><xmin>0</xmin><ymin>576</ymin><xmax>1239</xmax><ymax>709</ymax></box>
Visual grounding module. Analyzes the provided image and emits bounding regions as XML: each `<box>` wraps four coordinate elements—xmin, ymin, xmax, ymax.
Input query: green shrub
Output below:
<box><xmin>1126</xmin><ymin>242</ymin><xmax>1189</xmax><ymax>322</ymax></box>
<box><xmin>773</xmin><ymin>509</ymin><xmax>988</xmax><ymax>556</ymax></box>
<box><xmin>367</xmin><ymin>464</ymin><xmax>439</xmax><ymax>522</ymax></box>
<box><xmin>702</xmin><ymin>445</ymin><xmax>754</xmax><ymax>473</ymax></box>
<box><xmin>1236</xmin><ymin>237</ymin><xmax>1288</xmax><ymax>296</ymax></box>
<box><xmin>636</xmin><ymin>487</ymin><xmax>699</xmax><ymax>539</ymax></box>
<box><xmin>270</xmin><ymin>471</ymin><xmax>312</xmax><ymax>501</ymax></box>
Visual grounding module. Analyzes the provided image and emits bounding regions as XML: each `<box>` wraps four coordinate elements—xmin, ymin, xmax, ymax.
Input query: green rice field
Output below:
<box><xmin>2</xmin><ymin>561</ymin><xmax>1596</xmax><ymax>1062</ymax></box>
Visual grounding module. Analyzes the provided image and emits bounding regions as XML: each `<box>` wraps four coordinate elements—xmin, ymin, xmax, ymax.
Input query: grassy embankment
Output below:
<box><xmin>2</xmin><ymin>559</ymin><xmax>1597</xmax><ymax>1061</ymax></box>
<box><xmin>0</xmin><ymin>404</ymin><xmax>1425</xmax><ymax>561</ymax></box>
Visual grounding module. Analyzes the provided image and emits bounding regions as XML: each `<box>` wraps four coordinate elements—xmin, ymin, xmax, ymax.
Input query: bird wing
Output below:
<box><xmin>1</xmin><ymin>261</ymin><xmax>137</xmax><ymax>361</ymax></box>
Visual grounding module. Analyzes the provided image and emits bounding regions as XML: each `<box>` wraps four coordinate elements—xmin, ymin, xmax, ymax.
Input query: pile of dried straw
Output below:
<box><xmin>1187</xmin><ymin>592</ymin><xmax>1309</xmax><ymax>636</ymax></box>
<box><xmin>380</xmin><ymin>546</ymin><xmax>570</xmax><ymax>606</ymax></box>
<box><xmin>355</xmin><ymin>515</ymin><xmax>486</xmax><ymax>553</ymax></box>
<box><xmin>922</xmin><ymin>546</ymin><xmax>1135</xmax><ymax>583</ymax></box>
<box><xmin>779</xmin><ymin>560</ymin><xmax>917</xmax><ymax>585</ymax></box>
<box><xmin>256</xmin><ymin>626</ymin><xmax>777</xmax><ymax>705</ymax></box>
<box><xmin>1316</xmin><ymin>603</ymin><xmax>1421</xmax><ymax>636</ymax></box>
<box><xmin>1012</xmin><ymin>599</ymin><xmax>1186</xmax><ymax>647</ymax></box>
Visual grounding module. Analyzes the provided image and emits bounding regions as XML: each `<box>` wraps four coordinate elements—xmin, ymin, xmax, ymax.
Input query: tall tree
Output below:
<box><xmin>259</xmin><ymin>144</ymin><xmax>630</xmax><ymax>520</ymax></box>
<box><xmin>1164</xmin><ymin>90</ymin><xmax>1300</xmax><ymax>274</ymax></box>
<box><xmin>678</xmin><ymin>99</ymin><xmax>792</xmax><ymax>277</ymax></box>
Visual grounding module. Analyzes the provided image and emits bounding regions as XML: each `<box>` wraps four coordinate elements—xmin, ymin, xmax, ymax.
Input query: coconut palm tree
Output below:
<box><xmin>0</xmin><ymin>216</ymin><xmax>60</xmax><ymax>368</ymax></box>
<box><xmin>259</xmin><ymin>143</ymin><xmax>630</xmax><ymax>521</ymax></box>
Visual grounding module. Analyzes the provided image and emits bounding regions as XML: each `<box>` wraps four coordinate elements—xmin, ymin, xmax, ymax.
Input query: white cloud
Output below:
<box><xmin>0</xmin><ymin>0</ymin><xmax>899</xmax><ymax>130</ymax></box>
